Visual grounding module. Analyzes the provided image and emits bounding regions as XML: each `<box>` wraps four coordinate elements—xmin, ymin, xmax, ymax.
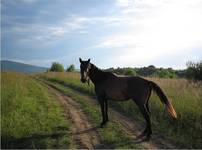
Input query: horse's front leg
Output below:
<box><xmin>98</xmin><ymin>97</ymin><xmax>106</xmax><ymax>127</ymax></box>
<box><xmin>104</xmin><ymin>99</ymin><xmax>109</xmax><ymax>122</ymax></box>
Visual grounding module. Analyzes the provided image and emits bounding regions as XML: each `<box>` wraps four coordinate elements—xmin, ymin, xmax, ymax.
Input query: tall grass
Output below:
<box><xmin>38</xmin><ymin>72</ymin><xmax>202</xmax><ymax>148</ymax></box>
<box><xmin>1</xmin><ymin>72</ymin><xmax>72</xmax><ymax>149</ymax></box>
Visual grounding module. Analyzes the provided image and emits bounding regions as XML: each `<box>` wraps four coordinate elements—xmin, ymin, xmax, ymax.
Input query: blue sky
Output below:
<box><xmin>1</xmin><ymin>0</ymin><xmax>202</xmax><ymax>69</ymax></box>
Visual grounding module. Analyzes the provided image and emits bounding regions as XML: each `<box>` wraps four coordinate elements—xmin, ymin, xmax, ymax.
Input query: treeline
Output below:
<box><xmin>105</xmin><ymin>65</ymin><xmax>178</xmax><ymax>78</ymax></box>
<box><xmin>105</xmin><ymin>61</ymin><xmax>202</xmax><ymax>81</ymax></box>
<box><xmin>48</xmin><ymin>60</ymin><xmax>202</xmax><ymax>81</ymax></box>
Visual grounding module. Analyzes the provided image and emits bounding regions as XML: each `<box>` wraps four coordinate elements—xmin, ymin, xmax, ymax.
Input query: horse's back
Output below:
<box><xmin>102</xmin><ymin>75</ymin><xmax>128</xmax><ymax>100</ymax></box>
<box><xmin>102</xmin><ymin>75</ymin><xmax>147</xmax><ymax>100</ymax></box>
<box><xmin>126</xmin><ymin>76</ymin><xmax>150</xmax><ymax>101</ymax></box>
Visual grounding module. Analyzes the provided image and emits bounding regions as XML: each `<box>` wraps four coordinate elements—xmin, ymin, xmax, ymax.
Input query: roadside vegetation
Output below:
<box><xmin>1</xmin><ymin>72</ymin><xmax>72</xmax><ymax>149</ymax></box>
<box><xmin>38</xmin><ymin>72</ymin><xmax>202</xmax><ymax>148</ymax></box>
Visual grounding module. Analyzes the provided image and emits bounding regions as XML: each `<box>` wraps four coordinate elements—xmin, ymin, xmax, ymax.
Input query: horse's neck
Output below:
<box><xmin>89</xmin><ymin>64</ymin><xmax>105</xmax><ymax>85</ymax></box>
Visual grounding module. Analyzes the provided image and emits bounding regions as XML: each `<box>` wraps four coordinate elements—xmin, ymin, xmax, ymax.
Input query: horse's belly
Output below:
<box><xmin>104</xmin><ymin>78</ymin><xmax>129</xmax><ymax>101</ymax></box>
<box><xmin>106</xmin><ymin>90</ymin><xmax>129</xmax><ymax>101</ymax></box>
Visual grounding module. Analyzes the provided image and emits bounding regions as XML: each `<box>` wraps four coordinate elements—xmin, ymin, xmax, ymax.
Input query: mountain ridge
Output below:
<box><xmin>1</xmin><ymin>60</ymin><xmax>48</xmax><ymax>73</ymax></box>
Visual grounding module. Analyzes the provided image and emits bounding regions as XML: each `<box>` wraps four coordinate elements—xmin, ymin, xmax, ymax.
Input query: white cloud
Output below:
<box><xmin>4</xmin><ymin>15</ymin><xmax>91</xmax><ymax>44</ymax></box>
<box><xmin>4</xmin><ymin>14</ymin><xmax>135</xmax><ymax>45</ymax></box>
<box><xmin>115</xmin><ymin>0</ymin><xmax>135</xmax><ymax>8</ymax></box>
<box><xmin>93</xmin><ymin>35</ymin><xmax>136</xmax><ymax>48</ymax></box>
<box><xmin>91</xmin><ymin>0</ymin><xmax>202</xmax><ymax>68</ymax></box>
<box><xmin>3</xmin><ymin>0</ymin><xmax>202</xmax><ymax>68</ymax></box>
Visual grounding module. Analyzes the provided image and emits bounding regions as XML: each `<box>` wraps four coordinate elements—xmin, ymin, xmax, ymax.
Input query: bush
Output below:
<box><xmin>186</xmin><ymin>61</ymin><xmax>202</xmax><ymax>81</ymax></box>
<box><xmin>124</xmin><ymin>68</ymin><xmax>136</xmax><ymax>76</ymax></box>
<box><xmin>50</xmin><ymin>62</ymin><xmax>64</xmax><ymax>72</ymax></box>
<box><xmin>66</xmin><ymin>64</ymin><xmax>75</xmax><ymax>72</ymax></box>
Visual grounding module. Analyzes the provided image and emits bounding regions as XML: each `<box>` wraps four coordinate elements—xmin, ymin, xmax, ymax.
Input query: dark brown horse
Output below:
<box><xmin>79</xmin><ymin>58</ymin><xmax>177</xmax><ymax>139</ymax></box>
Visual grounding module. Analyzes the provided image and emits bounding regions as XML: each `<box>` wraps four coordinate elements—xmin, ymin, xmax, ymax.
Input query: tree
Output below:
<box><xmin>186</xmin><ymin>61</ymin><xmax>202</xmax><ymax>81</ymax></box>
<box><xmin>124</xmin><ymin>68</ymin><xmax>136</xmax><ymax>76</ymax></box>
<box><xmin>66</xmin><ymin>64</ymin><xmax>75</xmax><ymax>72</ymax></box>
<box><xmin>50</xmin><ymin>62</ymin><xmax>64</xmax><ymax>72</ymax></box>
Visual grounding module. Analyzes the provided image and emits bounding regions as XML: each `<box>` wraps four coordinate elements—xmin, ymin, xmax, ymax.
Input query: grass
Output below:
<box><xmin>40</xmin><ymin>78</ymin><xmax>143</xmax><ymax>149</ymax></box>
<box><xmin>1</xmin><ymin>72</ymin><xmax>72</xmax><ymax>149</ymax></box>
<box><xmin>38</xmin><ymin>72</ymin><xmax>202</xmax><ymax>148</ymax></box>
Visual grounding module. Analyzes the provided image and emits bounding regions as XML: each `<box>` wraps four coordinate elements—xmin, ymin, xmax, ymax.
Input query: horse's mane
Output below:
<box><xmin>90</xmin><ymin>63</ymin><xmax>115</xmax><ymax>76</ymax></box>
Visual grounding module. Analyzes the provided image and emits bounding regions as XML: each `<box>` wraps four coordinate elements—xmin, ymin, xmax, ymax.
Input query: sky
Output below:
<box><xmin>1</xmin><ymin>0</ymin><xmax>202</xmax><ymax>69</ymax></box>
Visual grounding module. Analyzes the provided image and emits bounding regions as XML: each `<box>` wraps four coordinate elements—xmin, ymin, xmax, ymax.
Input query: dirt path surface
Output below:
<box><xmin>46</xmin><ymin>85</ymin><xmax>102</xmax><ymax>149</ymax></box>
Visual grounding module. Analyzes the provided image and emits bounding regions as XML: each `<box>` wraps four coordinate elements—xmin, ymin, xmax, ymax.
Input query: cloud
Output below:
<box><xmin>115</xmin><ymin>0</ymin><xmax>135</xmax><ymax>8</ymax></box>
<box><xmin>88</xmin><ymin>0</ymin><xmax>202</xmax><ymax>68</ymax></box>
<box><xmin>3</xmin><ymin>13</ymin><xmax>135</xmax><ymax>45</ymax></box>
<box><xmin>2</xmin><ymin>0</ymin><xmax>202</xmax><ymax>69</ymax></box>
<box><xmin>92</xmin><ymin>35</ymin><xmax>136</xmax><ymax>48</ymax></box>
<box><xmin>3</xmin><ymin>15</ymin><xmax>91</xmax><ymax>45</ymax></box>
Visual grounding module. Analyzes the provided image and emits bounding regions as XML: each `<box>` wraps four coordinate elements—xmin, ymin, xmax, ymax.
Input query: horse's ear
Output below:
<box><xmin>79</xmin><ymin>58</ymin><xmax>82</xmax><ymax>63</ymax></box>
<box><xmin>87</xmin><ymin>59</ymin><xmax>90</xmax><ymax>63</ymax></box>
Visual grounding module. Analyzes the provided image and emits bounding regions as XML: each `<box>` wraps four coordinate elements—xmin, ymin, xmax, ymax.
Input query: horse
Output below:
<box><xmin>79</xmin><ymin>58</ymin><xmax>177</xmax><ymax>139</ymax></box>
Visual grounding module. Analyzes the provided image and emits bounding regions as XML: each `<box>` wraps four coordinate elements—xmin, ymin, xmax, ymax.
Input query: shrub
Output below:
<box><xmin>124</xmin><ymin>68</ymin><xmax>136</xmax><ymax>76</ymax></box>
<box><xmin>66</xmin><ymin>64</ymin><xmax>75</xmax><ymax>72</ymax></box>
<box><xmin>50</xmin><ymin>62</ymin><xmax>64</xmax><ymax>72</ymax></box>
<box><xmin>186</xmin><ymin>61</ymin><xmax>202</xmax><ymax>81</ymax></box>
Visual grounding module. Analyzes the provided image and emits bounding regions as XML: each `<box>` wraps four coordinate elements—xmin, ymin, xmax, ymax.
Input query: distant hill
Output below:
<box><xmin>1</xmin><ymin>60</ymin><xmax>48</xmax><ymax>73</ymax></box>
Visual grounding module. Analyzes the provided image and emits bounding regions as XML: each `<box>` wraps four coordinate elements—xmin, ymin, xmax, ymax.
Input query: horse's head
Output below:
<box><xmin>79</xmin><ymin>58</ymin><xmax>91</xmax><ymax>83</ymax></box>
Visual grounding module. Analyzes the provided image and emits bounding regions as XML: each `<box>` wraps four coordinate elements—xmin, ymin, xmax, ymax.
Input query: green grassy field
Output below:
<box><xmin>38</xmin><ymin>72</ymin><xmax>202</xmax><ymax>148</ymax></box>
<box><xmin>1</xmin><ymin>72</ymin><xmax>72</xmax><ymax>149</ymax></box>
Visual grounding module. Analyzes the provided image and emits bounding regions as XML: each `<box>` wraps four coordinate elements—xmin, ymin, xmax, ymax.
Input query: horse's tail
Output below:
<box><xmin>149</xmin><ymin>81</ymin><xmax>177</xmax><ymax>119</ymax></box>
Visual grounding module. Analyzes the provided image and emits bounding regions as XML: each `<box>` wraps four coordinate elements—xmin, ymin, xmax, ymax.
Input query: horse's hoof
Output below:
<box><xmin>144</xmin><ymin>135</ymin><xmax>151</xmax><ymax>141</ymax></box>
<box><xmin>100</xmin><ymin>122</ymin><xmax>105</xmax><ymax>128</ymax></box>
<box><xmin>137</xmin><ymin>132</ymin><xmax>146</xmax><ymax>139</ymax></box>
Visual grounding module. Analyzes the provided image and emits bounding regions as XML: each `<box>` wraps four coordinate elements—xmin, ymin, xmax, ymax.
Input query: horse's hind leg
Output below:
<box><xmin>134</xmin><ymin>101</ymin><xmax>152</xmax><ymax>139</ymax></box>
<box><xmin>98</xmin><ymin>97</ymin><xmax>106</xmax><ymax>127</ymax></box>
<box><xmin>104</xmin><ymin>99</ymin><xmax>109</xmax><ymax>122</ymax></box>
<box><xmin>146</xmin><ymin>88</ymin><xmax>152</xmax><ymax>115</ymax></box>
<box><xmin>140</xmin><ymin>105</ymin><xmax>152</xmax><ymax>139</ymax></box>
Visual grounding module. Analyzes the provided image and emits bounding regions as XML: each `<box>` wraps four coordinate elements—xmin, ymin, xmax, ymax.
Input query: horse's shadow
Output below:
<box><xmin>72</xmin><ymin>126</ymin><xmax>99</xmax><ymax>135</ymax></box>
<box><xmin>1</xmin><ymin>126</ymin><xmax>68</xmax><ymax>149</ymax></box>
<box><xmin>71</xmin><ymin>125</ymin><xmax>149</xmax><ymax>149</ymax></box>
